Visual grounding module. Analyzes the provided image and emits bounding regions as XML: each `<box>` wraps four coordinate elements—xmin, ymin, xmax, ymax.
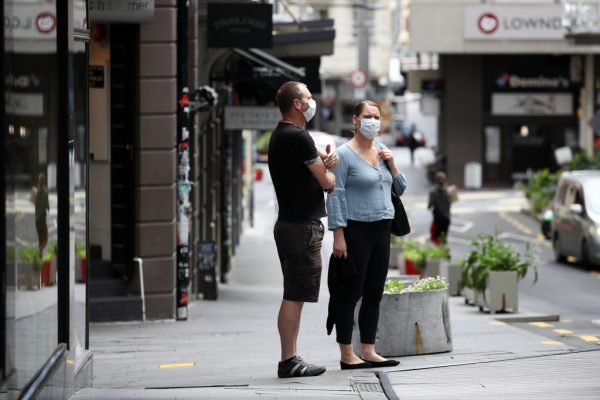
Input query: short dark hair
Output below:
<box><xmin>435</xmin><ymin>171</ymin><xmax>447</xmax><ymax>184</ymax></box>
<box><xmin>354</xmin><ymin>100</ymin><xmax>381</xmax><ymax>117</ymax></box>
<box><xmin>276</xmin><ymin>81</ymin><xmax>305</xmax><ymax>114</ymax></box>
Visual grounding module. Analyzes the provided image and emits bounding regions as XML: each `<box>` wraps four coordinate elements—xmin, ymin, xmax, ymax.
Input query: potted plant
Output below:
<box><xmin>41</xmin><ymin>241</ymin><xmax>57</xmax><ymax>286</ymax></box>
<box><xmin>422</xmin><ymin>244</ymin><xmax>450</xmax><ymax>278</ymax></box>
<box><xmin>401</xmin><ymin>239</ymin><xmax>424</xmax><ymax>275</ymax></box>
<box><xmin>75</xmin><ymin>240</ymin><xmax>87</xmax><ymax>283</ymax></box>
<box><xmin>441</xmin><ymin>258</ymin><xmax>463</xmax><ymax>296</ymax></box>
<box><xmin>463</xmin><ymin>233</ymin><xmax>538</xmax><ymax>313</ymax></box>
<box><xmin>353</xmin><ymin>277</ymin><xmax>452</xmax><ymax>357</ymax></box>
<box><xmin>18</xmin><ymin>246</ymin><xmax>41</xmax><ymax>290</ymax></box>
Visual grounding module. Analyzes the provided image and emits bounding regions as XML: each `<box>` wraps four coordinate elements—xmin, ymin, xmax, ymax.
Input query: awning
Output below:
<box><xmin>232</xmin><ymin>48</ymin><xmax>305</xmax><ymax>81</ymax></box>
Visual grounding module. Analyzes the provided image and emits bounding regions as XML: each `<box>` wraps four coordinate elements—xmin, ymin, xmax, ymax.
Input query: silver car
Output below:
<box><xmin>551</xmin><ymin>171</ymin><xmax>600</xmax><ymax>267</ymax></box>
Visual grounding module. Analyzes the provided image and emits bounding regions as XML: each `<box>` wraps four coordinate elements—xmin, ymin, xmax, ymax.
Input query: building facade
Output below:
<box><xmin>2</xmin><ymin>0</ymin><xmax>93</xmax><ymax>398</ymax></box>
<box><xmin>408</xmin><ymin>0</ymin><xmax>600</xmax><ymax>186</ymax></box>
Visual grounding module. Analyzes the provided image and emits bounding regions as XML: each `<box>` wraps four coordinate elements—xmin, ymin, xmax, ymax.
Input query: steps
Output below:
<box><xmin>89</xmin><ymin>250</ymin><xmax>142</xmax><ymax>323</ymax></box>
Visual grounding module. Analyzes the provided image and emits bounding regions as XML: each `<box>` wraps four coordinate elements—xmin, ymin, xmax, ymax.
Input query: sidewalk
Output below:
<box><xmin>73</xmin><ymin>167</ymin><xmax>600</xmax><ymax>399</ymax></box>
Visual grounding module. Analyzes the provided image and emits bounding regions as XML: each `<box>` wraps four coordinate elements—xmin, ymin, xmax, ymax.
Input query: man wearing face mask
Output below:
<box><xmin>268</xmin><ymin>81</ymin><xmax>338</xmax><ymax>378</ymax></box>
<box><xmin>325</xmin><ymin>100</ymin><xmax>407</xmax><ymax>370</ymax></box>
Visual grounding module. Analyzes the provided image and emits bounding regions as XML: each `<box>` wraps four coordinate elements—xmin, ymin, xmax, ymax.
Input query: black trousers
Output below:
<box><xmin>335</xmin><ymin>219</ymin><xmax>392</xmax><ymax>345</ymax></box>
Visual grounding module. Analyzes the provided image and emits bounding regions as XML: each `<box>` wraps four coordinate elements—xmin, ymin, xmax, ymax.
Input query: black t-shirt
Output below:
<box><xmin>268</xmin><ymin>122</ymin><xmax>326</xmax><ymax>222</ymax></box>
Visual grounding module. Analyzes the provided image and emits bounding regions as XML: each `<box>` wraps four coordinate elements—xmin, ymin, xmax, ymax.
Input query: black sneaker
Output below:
<box><xmin>277</xmin><ymin>356</ymin><xmax>326</xmax><ymax>378</ymax></box>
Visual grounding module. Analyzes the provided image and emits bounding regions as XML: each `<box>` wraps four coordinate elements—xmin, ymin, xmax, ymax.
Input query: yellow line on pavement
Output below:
<box><xmin>554</xmin><ymin>329</ymin><xmax>573</xmax><ymax>335</ymax></box>
<box><xmin>66</xmin><ymin>359</ymin><xmax>75</xmax><ymax>365</ymax></box>
<box><xmin>160</xmin><ymin>362</ymin><xmax>195</xmax><ymax>369</ymax></box>
<box><xmin>529</xmin><ymin>322</ymin><xmax>553</xmax><ymax>328</ymax></box>
<box><xmin>542</xmin><ymin>341</ymin><xmax>564</xmax><ymax>345</ymax></box>
<box><xmin>489</xmin><ymin>321</ymin><xmax>506</xmax><ymax>326</ymax></box>
<box><xmin>579</xmin><ymin>335</ymin><xmax>600</xmax><ymax>342</ymax></box>
<box><xmin>562</xmin><ymin>319</ymin><xmax>572</xmax><ymax>323</ymax></box>
<box><xmin>499</xmin><ymin>212</ymin><xmax>533</xmax><ymax>236</ymax></box>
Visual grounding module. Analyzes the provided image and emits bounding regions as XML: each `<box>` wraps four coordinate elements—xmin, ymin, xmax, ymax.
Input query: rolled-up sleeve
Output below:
<box><xmin>392</xmin><ymin>172</ymin><xmax>407</xmax><ymax>196</ymax></box>
<box><xmin>326</xmin><ymin>154</ymin><xmax>349</xmax><ymax>230</ymax></box>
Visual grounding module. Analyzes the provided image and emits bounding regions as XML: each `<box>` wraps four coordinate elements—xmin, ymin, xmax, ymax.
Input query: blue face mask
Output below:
<box><xmin>359</xmin><ymin>118</ymin><xmax>380</xmax><ymax>139</ymax></box>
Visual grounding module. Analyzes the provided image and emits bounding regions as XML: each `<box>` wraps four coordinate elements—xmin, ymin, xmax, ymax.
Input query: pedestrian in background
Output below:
<box><xmin>268</xmin><ymin>81</ymin><xmax>338</xmax><ymax>378</ymax></box>
<box><xmin>326</xmin><ymin>100</ymin><xmax>406</xmax><ymax>370</ymax></box>
<box><xmin>34</xmin><ymin>172</ymin><xmax>49</xmax><ymax>254</ymax></box>
<box><xmin>428</xmin><ymin>171</ymin><xmax>452</xmax><ymax>245</ymax></box>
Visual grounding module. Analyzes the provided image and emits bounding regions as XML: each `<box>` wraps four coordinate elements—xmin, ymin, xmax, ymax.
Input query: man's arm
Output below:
<box><xmin>306</xmin><ymin>157</ymin><xmax>336</xmax><ymax>193</ymax></box>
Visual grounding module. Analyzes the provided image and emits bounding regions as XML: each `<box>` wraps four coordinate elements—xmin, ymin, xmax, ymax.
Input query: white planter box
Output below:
<box><xmin>352</xmin><ymin>288</ymin><xmax>452</xmax><ymax>357</ymax></box>
<box><xmin>462</xmin><ymin>286</ymin><xmax>476</xmax><ymax>306</ymax></box>
<box><xmin>479</xmin><ymin>270</ymin><xmax>519</xmax><ymax>314</ymax></box>
<box><xmin>423</xmin><ymin>259</ymin><xmax>447</xmax><ymax>278</ymax></box>
<box><xmin>440</xmin><ymin>263</ymin><xmax>462</xmax><ymax>296</ymax></box>
<box><xmin>389</xmin><ymin>245</ymin><xmax>402</xmax><ymax>269</ymax></box>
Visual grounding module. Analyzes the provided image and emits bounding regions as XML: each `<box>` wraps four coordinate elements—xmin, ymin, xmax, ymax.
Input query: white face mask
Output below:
<box><xmin>302</xmin><ymin>99</ymin><xmax>317</xmax><ymax>122</ymax></box>
<box><xmin>359</xmin><ymin>118</ymin><xmax>380</xmax><ymax>139</ymax></box>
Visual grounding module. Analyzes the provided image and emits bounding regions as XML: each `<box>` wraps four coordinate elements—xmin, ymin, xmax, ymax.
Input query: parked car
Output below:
<box><xmin>550</xmin><ymin>171</ymin><xmax>600</xmax><ymax>267</ymax></box>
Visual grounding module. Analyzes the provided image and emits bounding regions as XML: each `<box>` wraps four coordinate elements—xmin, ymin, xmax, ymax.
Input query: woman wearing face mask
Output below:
<box><xmin>326</xmin><ymin>100</ymin><xmax>407</xmax><ymax>370</ymax></box>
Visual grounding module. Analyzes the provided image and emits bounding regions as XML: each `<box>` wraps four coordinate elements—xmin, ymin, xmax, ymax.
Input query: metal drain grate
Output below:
<box><xmin>355</xmin><ymin>382</ymin><xmax>384</xmax><ymax>393</ymax></box>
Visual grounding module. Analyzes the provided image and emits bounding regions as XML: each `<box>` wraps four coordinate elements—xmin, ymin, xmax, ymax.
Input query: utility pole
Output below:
<box><xmin>356</xmin><ymin>0</ymin><xmax>370</xmax><ymax>99</ymax></box>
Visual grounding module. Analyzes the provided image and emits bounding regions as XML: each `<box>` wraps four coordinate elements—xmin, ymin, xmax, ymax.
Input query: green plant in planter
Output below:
<box><xmin>401</xmin><ymin>277</ymin><xmax>448</xmax><ymax>293</ymax></box>
<box><xmin>19</xmin><ymin>247</ymin><xmax>41</xmax><ymax>270</ymax></box>
<box><xmin>400</xmin><ymin>239</ymin><xmax>425</xmax><ymax>270</ymax></box>
<box><xmin>75</xmin><ymin>240</ymin><xmax>86</xmax><ymax>258</ymax></box>
<box><xmin>463</xmin><ymin>233</ymin><xmax>538</xmax><ymax>293</ymax></box>
<box><xmin>383</xmin><ymin>279</ymin><xmax>405</xmax><ymax>294</ymax></box>
<box><xmin>423</xmin><ymin>244</ymin><xmax>450</xmax><ymax>261</ymax></box>
<box><xmin>43</xmin><ymin>241</ymin><xmax>58</xmax><ymax>263</ymax></box>
<box><xmin>524</xmin><ymin>168</ymin><xmax>559</xmax><ymax>214</ymax></box>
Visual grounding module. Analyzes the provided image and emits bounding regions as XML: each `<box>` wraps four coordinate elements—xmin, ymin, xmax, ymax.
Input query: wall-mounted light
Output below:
<box><xmin>520</xmin><ymin>125</ymin><xmax>529</xmax><ymax>137</ymax></box>
<box><xmin>8</xmin><ymin>125</ymin><xmax>15</xmax><ymax>135</ymax></box>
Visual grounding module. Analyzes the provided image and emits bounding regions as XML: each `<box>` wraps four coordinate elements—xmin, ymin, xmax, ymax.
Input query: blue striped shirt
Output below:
<box><xmin>326</xmin><ymin>143</ymin><xmax>407</xmax><ymax>230</ymax></box>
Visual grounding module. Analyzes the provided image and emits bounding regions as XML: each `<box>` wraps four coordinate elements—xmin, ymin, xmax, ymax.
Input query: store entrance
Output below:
<box><xmin>484</xmin><ymin>121</ymin><xmax>578</xmax><ymax>183</ymax></box>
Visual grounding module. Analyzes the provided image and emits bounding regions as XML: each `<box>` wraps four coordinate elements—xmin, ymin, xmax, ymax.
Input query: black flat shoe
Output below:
<box><xmin>340</xmin><ymin>361</ymin><xmax>373</xmax><ymax>370</ymax></box>
<box><xmin>361</xmin><ymin>359</ymin><xmax>400</xmax><ymax>368</ymax></box>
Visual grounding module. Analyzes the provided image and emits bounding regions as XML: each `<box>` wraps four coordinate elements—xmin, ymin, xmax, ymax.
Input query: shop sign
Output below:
<box><xmin>465</xmin><ymin>5</ymin><xmax>565</xmax><ymax>40</ymax></box>
<box><xmin>4</xmin><ymin>3</ymin><xmax>57</xmax><ymax>39</ymax></box>
<box><xmin>491</xmin><ymin>93</ymin><xmax>572</xmax><ymax>116</ymax></box>
<box><xmin>89</xmin><ymin>65</ymin><xmax>105</xmax><ymax>89</ymax></box>
<box><xmin>89</xmin><ymin>0</ymin><xmax>155</xmax><ymax>23</ymax></box>
<box><xmin>495</xmin><ymin>73</ymin><xmax>571</xmax><ymax>90</ymax></box>
<box><xmin>207</xmin><ymin>3</ymin><xmax>272</xmax><ymax>48</ymax></box>
<box><xmin>224</xmin><ymin>106</ymin><xmax>280</xmax><ymax>130</ymax></box>
<box><xmin>5</xmin><ymin>93</ymin><xmax>44</xmax><ymax>116</ymax></box>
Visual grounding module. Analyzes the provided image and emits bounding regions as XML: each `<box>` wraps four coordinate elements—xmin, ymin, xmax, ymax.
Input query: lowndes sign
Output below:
<box><xmin>465</xmin><ymin>5</ymin><xmax>565</xmax><ymax>40</ymax></box>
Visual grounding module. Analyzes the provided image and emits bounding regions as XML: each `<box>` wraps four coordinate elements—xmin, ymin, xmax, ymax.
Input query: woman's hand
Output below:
<box><xmin>333</xmin><ymin>228</ymin><xmax>347</xmax><ymax>259</ymax></box>
<box><xmin>379</xmin><ymin>148</ymin><xmax>398</xmax><ymax>176</ymax></box>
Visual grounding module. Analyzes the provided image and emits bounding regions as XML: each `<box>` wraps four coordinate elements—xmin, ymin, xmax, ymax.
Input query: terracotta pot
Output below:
<box><xmin>41</xmin><ymin>260</ymin><xmax>52</xmax><ymax>286</ymax></box>
<box><xmin>404</xmin><ymin>258</ymin><xmax>420</xmax><ymax>275</ymax></box>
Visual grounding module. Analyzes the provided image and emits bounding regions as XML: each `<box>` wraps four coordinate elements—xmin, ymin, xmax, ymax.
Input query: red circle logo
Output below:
<box><xmin>36</xmin><ymin>12</ymin><xmax>56</xmax><ymax>34</ymax></box>
<box><xmin>478</xmin><ymin>13</ymin><xmax>499</xmax><ymax>34</ymax></box>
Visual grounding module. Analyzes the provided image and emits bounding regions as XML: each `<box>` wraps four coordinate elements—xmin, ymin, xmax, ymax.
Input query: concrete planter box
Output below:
<box><xmin>478</xmin><ymin>270</ymin><xmax>519</xmax><ymax>314</ymax></box>
<box><xmin>423</xmin><ymin>259</ymin><xmax>448</xmax><ymax>278</ymax></box>
<box><xmin>462</xmin><ymin>286</ymin><xmax>476</xmax><ymax>305</ymax></box>
<box><xmin>352</xmin><ymin>288</ymin><xmax>452</xmax><ymax>357</ymax></box>
<box><xmin>18</xmin><ymin>262</ymin><xmax>40</xmax><ymax>290</ymax></box>
<box><xmin>440</xmin><ymin>263</ymin><xmax>462</xmax><ymax>296</ymax></box>
<box><xmin>389</xmin><ymin>245</ymin><xmax>403</xmax><ymax>269</ymax></box>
